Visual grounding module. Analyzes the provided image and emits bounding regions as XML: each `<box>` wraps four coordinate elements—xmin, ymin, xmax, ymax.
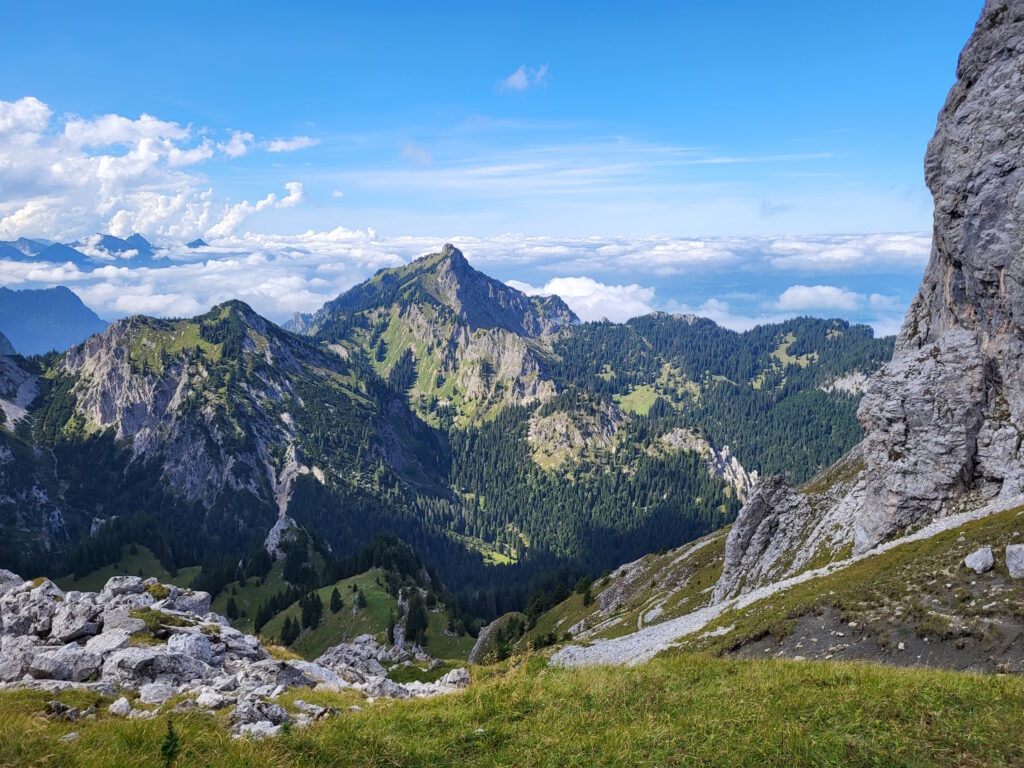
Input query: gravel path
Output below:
<box><xmin>549</xmin><ymin>494</ymin><xmax>1024</xmax><ymax>667</ymax></box>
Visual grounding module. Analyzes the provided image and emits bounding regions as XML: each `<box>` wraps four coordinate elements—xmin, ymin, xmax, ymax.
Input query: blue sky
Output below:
<box><xmin>0</xmin><ymin>1</ymin><xmax>984</xmax><ymax>333</ymax></box>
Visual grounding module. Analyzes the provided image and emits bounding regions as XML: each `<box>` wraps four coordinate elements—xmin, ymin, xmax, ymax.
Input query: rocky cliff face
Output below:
<box><xmin>714</xmin><ymin>0</ymin><xmax>1024</xmax><ymax>602</ymax></box>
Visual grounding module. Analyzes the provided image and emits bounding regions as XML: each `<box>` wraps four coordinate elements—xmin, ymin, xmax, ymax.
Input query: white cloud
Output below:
<box><xmin>265</xmin><ymin>136</ymin><xmax>320</xmax><ymax>153</ymax></box>
<box><xmin>769</xmin><ymin>233</ymin><xmax>931</xmax><ymax>271</ymax></box>
<box><xmin>220</xmin><ymin>130</ymin><xmax>254</xmax><ymax>158</ymax></box>
<box><xmin>0</xmin><ymin>96</ymin><xmax>318</xmax><ymax>242</ymax></box>
<box><xmin>509</xmin><ymin>275</ymin><xmax>654</xmax><ymax>322</ymax></box>
<box><xmin>0</xmin><ymin>96</ymin><xmax>51</xmax><ymax>134</ymax></box>
<box><xmin>279</xmin><ymin>181</ymin><xmax>305</xmax><ymax>208</ymax></box>
<box><xmin>331</xmin><ymin>189</ymin><xmax>345</xmax><ymax>198</ymax></box>
<box><xmin>500</xmin><ymin>64</ymin><xmax>548</xmax><ymax>92</ymax></box>
<box><xmin>777</xmin><ymin>284</ymin><xmax>865</xmax><ymax>312</ymax></box>
<box><xmin>63</xmin><ymin>113</ymin><xmax>189</xmax><ymax>147</ymax></box>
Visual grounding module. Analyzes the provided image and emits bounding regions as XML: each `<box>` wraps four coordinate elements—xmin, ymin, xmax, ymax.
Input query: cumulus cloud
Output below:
<box><xmin>63</xmin><ymin>113</ymin><xmax>189</xmax><ymax>147</ymax></box>
<box><xmin>500</xmin><ymin>64</ymin><xmax>548</xmax><ymax>92</ymax></box>
<box><xmin>777</xmin><ymin>284</ymin><xmax>865</xmax><ymax>312</ymax></box>
<box><xmin>0</xmin><ymin>96</ymin><xmax>51</xmax><ymax>133</ymax></box>
<box><xmin>265</xmin><ymin>136</ymin><xmax>320</xmax><ymax>153</ymax></box>
<box><xmin>508</xmin><ymin>276</ymin><xmax>654</xmax><ymax>322</ymax></box>
<box><xmin>220</xmin><ymin>130</ymin><xmax>254</xmax><ymax>158</ymax></box>
<box><xmin>205</xmin><ymin>183</ymin><xmax>307</xmax><ymax>237</ymax></box>
<box><xmin>0</xmin><ymin>96</ymin><xmax>313</xmax><ymax>242</ymax></box>
<box><xmin>278</xmin><ymin>181</ymin><xmax>305</xmax><ymax>208</ymax></box>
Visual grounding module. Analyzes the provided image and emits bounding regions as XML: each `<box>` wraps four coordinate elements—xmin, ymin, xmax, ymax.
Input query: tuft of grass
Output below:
<box><xmin>130</xmin><ymin>608</ymin><xmax>193</xmax><ymax>635</ymax></box>
<box><xmin>145</xmin><ymin>583</ymin><xmax>171</xmax><ymax>600</ymax></box>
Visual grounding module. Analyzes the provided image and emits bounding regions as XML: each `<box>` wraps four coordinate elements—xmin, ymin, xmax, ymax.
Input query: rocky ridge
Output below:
<box><xmin>0</xmin><ymin>569</ymin><xmax>469</xmax><ymax>738</ymax></box>
<box><xmin>713</xmin><ymin>0</ymin><xmax>1024</xmax><ymax>603</ymax></box>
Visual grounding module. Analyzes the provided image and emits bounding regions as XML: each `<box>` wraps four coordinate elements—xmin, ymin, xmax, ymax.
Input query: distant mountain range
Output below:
<box><xmin>0</xmin><ymin>232</ymin><xmax>162</xmax><ymax>268</ymax></box>
<box><xmin>0</xmin><ymin>286</ymin><xmax>108</xmax><ymax>355</ymax></box>
<box><xmin>0</xmin><ymin>243</ymin><xmax>893</xmax><ymax>618</ymax></box>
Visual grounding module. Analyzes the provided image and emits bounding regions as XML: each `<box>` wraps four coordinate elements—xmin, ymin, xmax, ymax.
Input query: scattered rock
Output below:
<box><xmin>964</xmin><ymin>546</ymin><xmax>995</xmax><ymax>574</ymax></box>
<box><xmin>109</xmin><ymin>697</ymin><xmax>132</xmax><ymax>717</ymax></box>
<box><xmin>44</xmin><ymin>700</ymin><xmax>79</xmax><ymax>721</ymax></box>
<box><xmin>234</xmin><ymin>721</ymin><xmax>280</xmax><ymax>739</ymax></box>
<box><xmin>138</xmin><ymin>681</ymin><xmax>175</xmax><ymax>705</ymax></box>
<box><xmin>1006</xmin><ymin>544</ymin><xmax>1024</xmax><ymax>578</ymax></box>
<box><xmin>195</xmin><ymin>689</ymin><xmax>231</xmax><ymax>710</ymax></box>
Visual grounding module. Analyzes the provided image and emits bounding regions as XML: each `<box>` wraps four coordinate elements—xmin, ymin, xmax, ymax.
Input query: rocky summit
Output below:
<box><xmin>713</xmin><ymin>0</ymin><xmax>1024</xmax><ymax>602</ymax></box>
<box><xmin>0</xmin><ymin>569</ymin><xmax>468</xmax><ymax>738</ymax></box>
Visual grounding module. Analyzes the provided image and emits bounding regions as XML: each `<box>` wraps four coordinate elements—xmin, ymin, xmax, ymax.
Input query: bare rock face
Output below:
<box><xmin>714</xmin><ymin>0</ymin><xmax>1024</xmax><ymax>602</ymax></box>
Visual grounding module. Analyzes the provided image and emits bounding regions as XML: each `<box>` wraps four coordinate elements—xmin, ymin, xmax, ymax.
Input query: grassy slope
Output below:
<box><xmin>258</xmin><ymin>569</ymin><xmax>474</xmax><ymax>661</ymax></box>
<box><xmin>54</xmin><ymin>546</ymin><xmax>201</xmax><ymax>593</ymax></box>
<box><xmin>209</xmin><ymin>562</ymin><xmax>289</xmax><ymax>634</ymax></box>
<box><xmin>682</xmin><ymin>503</ymin><xmax>1024</xmax><ymax>657</ymax></box>
<box><xmin>1</xmin><ymin>654</ymin><xmax>1022</xmax><ymax>767</ymax></box>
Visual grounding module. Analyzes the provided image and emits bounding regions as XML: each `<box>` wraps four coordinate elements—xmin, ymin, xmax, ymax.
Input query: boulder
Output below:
<box><xmin>85</xmin><ymin>629</ymin><xmax>131</xmax><ymax>656</ymax></box>
<box><xmin>28</xmin><ymin>646</ymin><xmax>102</xmax><ymax>682</ymax></box>
<box><xmin>98</xmin><ymin>576</ymin><xmax>144</xmax><ymax>603</ymax></box>
<box><xmin>109</xmin><ymin>697</ymin><xmax>132</xmax><ymax>717</ymax></box>
<box><xmin>1006</xmin><ymin>544</ymin><xmax>1024</xmax><ymax>578</ymax></box>
<box><xmin>439</xmin><ymin>667</ymin><xmax>471</xmax><ymax>688</ymax></box>
<box><xmin>50</xmin><ymin>593</ymin><xmax>102</xmax><ymax>642</ymax></box>
<box><xmin>286</xmin><ymin>660</ymin><xmax>348</xmax><ymax>690</ymax></box>
<box><xmin>964</xmin><ymin>546</ymin><xmax>995</xmax><ymax>574</ymax></box>
<box><xmin>99</xmin><ymin>610</ymin><xmax>148</xmax><ymax>635</ymax></box>
<box><xmin>195</xmin><ymin>689</ymin><xmax>231</xmax><ymax>710</ymax></box>
<box><xmin>138</xmin><ymin>681</ymin><xmax>175</xmax><ymax>704</ymax></box>
<box><xmin>0</xmin><ymin>569</ymin><xmax>23</xmax><ymax>598</ymax></box>
<box><xmin>0</xmin><ymin>635</ymin><xmax>39</xmax><ymax>681</ymax></box>
<box><xmin>167</xmin><ymin>632</ymin><xmax>212</xmax><ymax>663</ymax></box>
<box><xmin>101</xmin><ymin>647</ymin><xmax>160</xmax><ymax>686</ymax></box>
<box><xmin>359</xmin><ymin>676</ymin><xmax>410</xmax><ymax>699</ymax></box>
<box><xmin>162</xmin><ymin>590</ymin><xmax>211</xmax><ymax>615</ymax></box>
<box><xmin>234</xmin><ymin>721</ymin><xmax>280</xmax><ymax>739</ymax></box>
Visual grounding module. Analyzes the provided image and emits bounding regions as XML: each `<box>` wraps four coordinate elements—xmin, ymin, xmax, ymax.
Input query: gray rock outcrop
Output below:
<box><xmin>0</xmin><ymin>570</ymin><xmax>471</xmax><ymax>739</ymax></box>
<box><xmin>714</xmin><ymin>0</ymin><xmax>1024</xmax><ymax>602</ymax></box>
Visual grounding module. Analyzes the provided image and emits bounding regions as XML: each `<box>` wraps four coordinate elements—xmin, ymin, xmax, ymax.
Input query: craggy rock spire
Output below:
<box><xmin>713</xmin><ymin>0</ymin><xmax>1024</xmax><ymax>602</ymax></box>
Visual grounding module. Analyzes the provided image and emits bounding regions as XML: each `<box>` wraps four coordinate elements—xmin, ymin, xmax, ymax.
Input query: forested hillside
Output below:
<box><xmin>0</xmin><ymin>247</ymin><xmax>894</xmax><ymax>628</ymax></box>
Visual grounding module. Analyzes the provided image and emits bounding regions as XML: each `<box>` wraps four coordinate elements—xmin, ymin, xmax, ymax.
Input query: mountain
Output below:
<box><xmin>5</xmin><ymin>299</ymin><xmax>455</xmax><ymax>569</ymax></box>
<box><xmin>293</xmin><ymin>243</ymin><xmax>579</xmax><ymax>426</ymax></box>
<box><xmin>537</xmin><ymin>0</ymin><xmax>1024</xmax><ymax>674</ymax></box>
<box><xmin>71</xmin><ymin>233</ymin><xmax>158</xmax><ymax>263</ymax></box>
<box><xmin>0</xmin><ymin>331</ymin><xmax>15</xmax><ymax>356</ymax></box>
<box><xmin>0</xmin><ymin>237</ymin><xmax>48</xmax><ymax>257</ymax></box>
<box><xmin>0</xmin><ymin>244</ymin><xmax>893</xmax><ymax>622</ymax></box>
<box><xmin>0</xmin><ymin>286</ymin><xmax>108</xmax><ymax>354</ymax></box>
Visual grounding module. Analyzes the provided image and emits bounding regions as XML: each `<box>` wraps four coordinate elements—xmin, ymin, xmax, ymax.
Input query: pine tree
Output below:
<box><xmin>226</xmin><ymin>596</ymin><xmax>239</xmax><ymax>619</ymax></box>
<box><xmin>330</xmin><ymin>587</ymin><xmax>342</xmax><ymax>614</ymax></box>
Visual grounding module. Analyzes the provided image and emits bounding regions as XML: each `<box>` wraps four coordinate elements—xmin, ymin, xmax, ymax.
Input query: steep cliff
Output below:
<box><xmin>714</xmin><ymin>0</ymin><xmax>1024</xmax><ymax>602</ymax></box>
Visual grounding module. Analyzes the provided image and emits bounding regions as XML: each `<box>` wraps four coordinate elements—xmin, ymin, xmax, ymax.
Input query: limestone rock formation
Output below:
<box><xmin>0</xmin><ymin>570</ymin><xmax>470</xmax><ymax>738</ymax></box>
<box><xmin>714</xmin><ymin>0</ymin><xmax>1024</xmax><ymax>602</ymax></box>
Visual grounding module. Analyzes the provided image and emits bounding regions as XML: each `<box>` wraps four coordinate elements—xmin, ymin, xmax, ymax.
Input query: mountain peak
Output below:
<box><xmin>318</xmin><ymin>244</ymin><xmax>578</xmax><ymax>339</ymax></box>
